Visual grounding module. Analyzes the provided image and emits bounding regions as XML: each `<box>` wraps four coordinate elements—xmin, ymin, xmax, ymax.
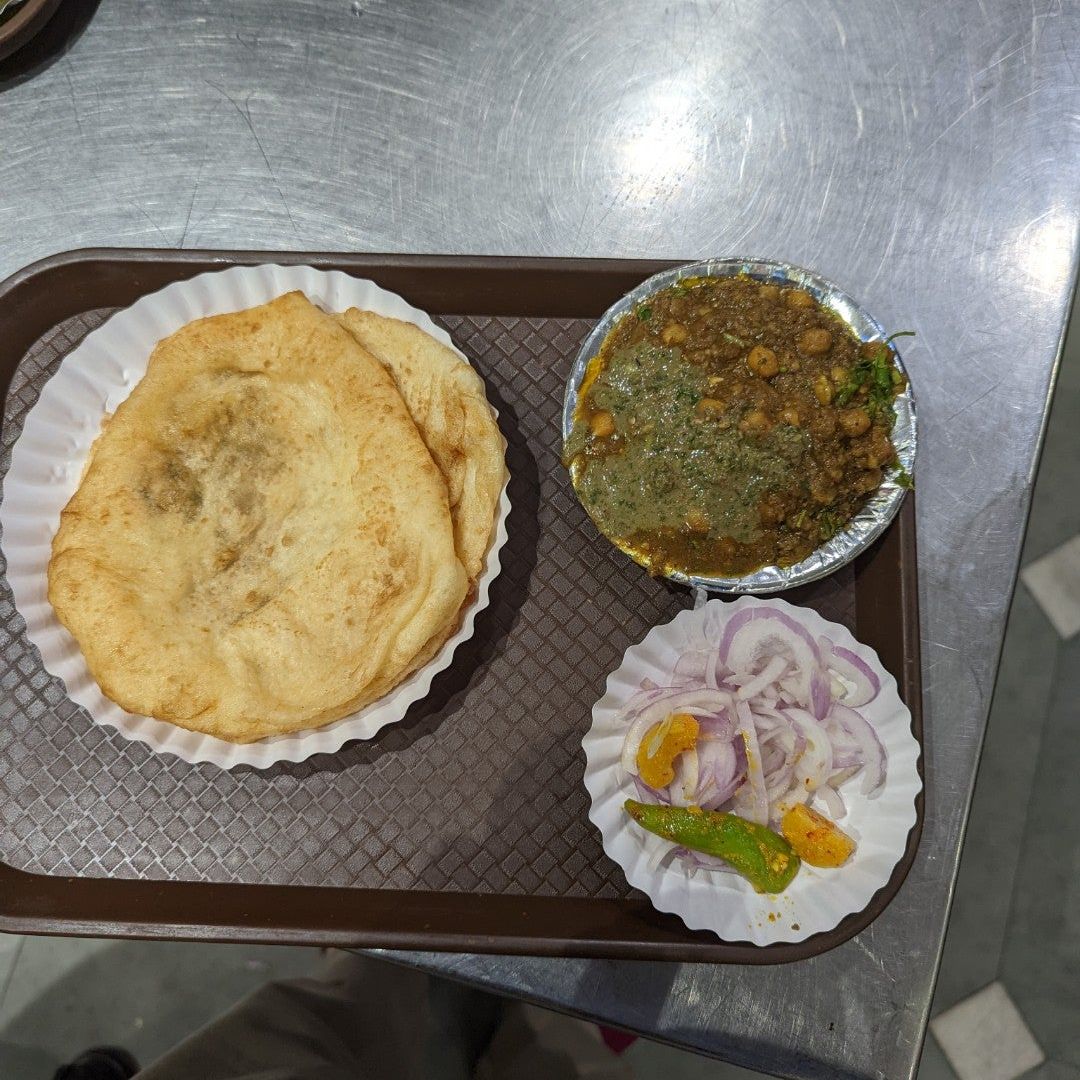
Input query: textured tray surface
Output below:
<box><xmin>0</xmin><ymin>307</ymin><xmax>854</xmax><ymax>893</ymax></box>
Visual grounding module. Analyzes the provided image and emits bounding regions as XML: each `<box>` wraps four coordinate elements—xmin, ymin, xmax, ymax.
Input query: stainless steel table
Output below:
<box><xmin>1</xmin><ymin>2</ymin><xmax>1077</xmax><ymax>1077</ymax></box>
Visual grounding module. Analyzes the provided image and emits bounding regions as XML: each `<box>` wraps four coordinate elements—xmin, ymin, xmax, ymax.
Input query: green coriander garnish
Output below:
<box><xmin>892</xmin><ymin>464</ymin><xmax>914</xmax><ymax>489</ymax></box>
<box><xmin>816</xmin><ymin>509</ymin><xmax>845</xmax><ymax>540</ymax></box>
<box><xmin>834</xmin><ymin>330</ymin><xmax>914</xmax><ymax>423</ymax></box>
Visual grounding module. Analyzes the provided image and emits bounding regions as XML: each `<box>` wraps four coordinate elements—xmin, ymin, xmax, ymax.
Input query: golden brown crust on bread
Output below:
<box><xmin>337</xmin><ymin>310</ymin><xmax>506</xmax><ymax>582</ymax></box>
<box><xmin>48</xmin><ymin>292</ymin><xmax>468</xmax><ymax>742</ymax></box>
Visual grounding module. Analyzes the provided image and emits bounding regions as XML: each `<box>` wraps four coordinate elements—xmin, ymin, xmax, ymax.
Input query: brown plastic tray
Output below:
<box><xmin>0</xmin><ymin>250</ymin><xmax>923</xmax><ymax>963</ymax></box>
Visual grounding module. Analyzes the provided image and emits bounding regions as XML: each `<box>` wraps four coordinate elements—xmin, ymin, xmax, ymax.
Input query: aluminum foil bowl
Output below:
<box><xmin>561</xmin><ymin>257</ymin><xmax>917</xmax><ymax>594</ymax></box>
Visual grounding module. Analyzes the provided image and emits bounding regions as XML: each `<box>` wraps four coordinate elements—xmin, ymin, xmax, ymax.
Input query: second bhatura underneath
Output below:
<box><xmin>47</xmin><ymin>292</ymin><xmax>505</xmax><ymax>743</ymax></box>
<box><xmin>564</xmin><ymin>276</ymin><xmax>907</xmax><ymax>578</ymax></box>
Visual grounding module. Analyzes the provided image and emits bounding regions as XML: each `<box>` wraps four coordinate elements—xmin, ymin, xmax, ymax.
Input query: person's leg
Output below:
<box><xmin>135</xmin><ymin>952</ymin><xmax>441</xmax><ymax>1080</ymax></box>
<box><xmin>475</xmin><ymin>1003</ymin><xmax>634</xmax><ymax>1080</ymax></box>
<box><xmin>423</xmin><ymin>967</ymin><xmax>505</xmax><ymax>1077</ymax></box>
<box><xmin>92</xmin><ymin>948</ymin><xmax>625</xmax><ymax>1080</ymax></box>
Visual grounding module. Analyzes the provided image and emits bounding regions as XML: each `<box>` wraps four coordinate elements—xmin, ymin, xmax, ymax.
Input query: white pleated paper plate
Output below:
<box><xmin>582</xmin><ymin>596</ymin><xmax>921</xmax><ymax>945</ymax></box>
<box><xmin>0</xmin><ymin>264</ymin><xmax>510</xmax><ymax>769</ymax></box>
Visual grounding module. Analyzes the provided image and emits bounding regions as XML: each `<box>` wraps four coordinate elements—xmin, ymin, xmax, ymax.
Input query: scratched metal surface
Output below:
<box><xmin>0</xmin><ymin>2</ymin><xmax>1078</xmax><ymax>1078</ymax></box>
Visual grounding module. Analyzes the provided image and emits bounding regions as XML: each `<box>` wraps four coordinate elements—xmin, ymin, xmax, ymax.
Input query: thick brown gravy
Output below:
<box><xmin>565</xmin><ymin>275</ymin><xmax>905</xmax><ymax>578</ymax></box>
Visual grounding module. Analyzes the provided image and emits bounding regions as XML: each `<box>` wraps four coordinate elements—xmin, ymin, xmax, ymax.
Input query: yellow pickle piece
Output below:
<box><xmin>636</xmin><ymin>713</ymin><xmax>699</xmax><ymax>789</ymax></box>
<box><xmin>780</xmin><ymin>804</ymin><xmax>856</xmax><ymax>868</ymax></box>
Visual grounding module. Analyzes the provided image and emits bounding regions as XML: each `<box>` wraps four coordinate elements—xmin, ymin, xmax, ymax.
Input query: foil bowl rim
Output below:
<box><xmin>560</xmin><ymin>256</ymin><xmax>917</xmax><ymax>594</ymax></box>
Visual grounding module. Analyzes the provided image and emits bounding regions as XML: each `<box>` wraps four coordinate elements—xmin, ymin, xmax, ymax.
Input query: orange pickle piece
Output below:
<box><xmin>636</xmin><ymin>713</ymin><xmax>699</xmax><ymax>789</ymax></box>
<box><xmin>780</xmin><ymin>804</ymin><xmax>856</xmax><ymax>867</ymax></box>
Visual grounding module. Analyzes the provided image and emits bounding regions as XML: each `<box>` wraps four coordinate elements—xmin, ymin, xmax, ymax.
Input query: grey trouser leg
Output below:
<box><xmin>136</xmin><ymin>950</ymin><xmax>631</xmax><ymax>1080</ymax></box>
<box><xmin>136</xmin><ymin>951</ymin><xmax>499</xmax><ymax>1080</ymax></box>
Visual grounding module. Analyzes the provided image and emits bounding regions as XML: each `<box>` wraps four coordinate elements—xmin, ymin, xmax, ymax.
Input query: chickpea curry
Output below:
<box><xmin>565</xmin><ymin>275</ymin><xmax>908</xmax><ymax>578</ymax></box>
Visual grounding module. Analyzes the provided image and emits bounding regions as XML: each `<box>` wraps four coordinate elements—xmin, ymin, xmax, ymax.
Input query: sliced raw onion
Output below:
<box><xmin>619</xmin><ymin>689</ymin><xmax>733</xmax><ymax>776</ymax></box>
<box><xmin>818</xmin><ymin>784</ymin><xmax>847</xmax><ymax>819</ymax></box>
<box><xmin>668</xmin><ymin>746</ymin><xmax>700</xmax><ymax>806</ymax></box>
<box><xmin>618</xmin><ymin>684</ymin><xmax>682</xmax><ymax>723</ymax></box>
<box><xmin>831</xmin><ymin>703</ymin><xmax>886</xmax><ymax>794</ymax></box>
<box><xmin>765</xmin><ymin>759</ymin><xmax>797</xmax><ymax>800</ymax></box>
<box><xmin>696</xmin><ymin>735</ymin><xmax>747</xmax><ymax>810</ymax></box>
<box><xmin>696</xmin><ymin>709</ymin><xmax>737</xmax><ymax>741</ymax></box>
<box><xmin>617</xmin><ymin>603</ymin><xmax>889</xmax><ymax>855</ymax></box>
<box><xmin>810</xmin><ymin>669</ymin><xmax>833</xmax><ymax>721</ymax></box>
<box><xmin>730</xmin><ymin>700</ymin><xmax>769</xmax><ymax>825</ymax></box>
<box><xmin>784</xmin><ymin>707</ymin><xmax>834</xmax><ymax>794</ymax></box>
<box><xmin>761</xmin><ymin>742</ymin><xmax>785</xmax><ymax>774</ymax></box>
<box><xmin>821</xmin><ymin>640</ymin><xmax>881</xmax><ymax>709</ymax></box>
<box><xmin>705</xmin><ymin>650</ymin><xmax>722</xmax><ymax>690</ymax></box>
<box><xmin>671</xmin><ymin>650</ymin><xmax>713</xmax><ymax>686</ymax></box>
<box><xmin>735</xmin><ymin>654</ymin><xmax>789</xmax><ymax>700</ymax></box>
<box><xmin>719</xmin><ymin>607</ymin><xmax>823</xmax><ymax>707</ymax></box>
<box><xmin>632</xmin><ymin>774</ymin><xmax>670</xmax><ymax>804</ymax></box>
<box><xmin>829</xmin><ymin>765</ymin><xmax>860</xmax><ymax>787</ymax></box>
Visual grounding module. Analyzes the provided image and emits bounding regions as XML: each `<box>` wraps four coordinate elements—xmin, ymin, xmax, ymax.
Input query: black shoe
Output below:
<box><xmin>53</xmin><ymin>1046</ymin><xmax>140</xmax><ymax>1080</ymax></box>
